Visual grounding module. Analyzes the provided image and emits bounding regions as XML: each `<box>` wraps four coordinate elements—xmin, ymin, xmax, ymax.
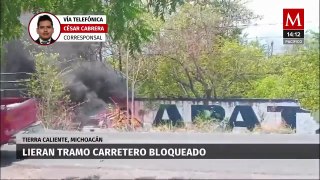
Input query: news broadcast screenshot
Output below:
<box><xmin>0</xmin><ymin>0</ymin><xmax>319</xmax><ymax>179</ymax></box>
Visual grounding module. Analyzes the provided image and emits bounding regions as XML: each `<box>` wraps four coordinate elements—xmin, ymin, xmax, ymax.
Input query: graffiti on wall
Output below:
<box><xmin>152</xmin><ymin>104</ymin><xmax>310</xmax><ymax>130</ymax></box>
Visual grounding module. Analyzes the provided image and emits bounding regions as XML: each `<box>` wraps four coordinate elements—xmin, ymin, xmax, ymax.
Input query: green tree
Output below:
<box><xmin>246</xmin><ymin>31</ymin><xmax>319</xmax><ymax>112</ymax></box>
<box><xmin>136</xmin><ymin>1</ymin><xmax>262</xmax><ymax>99</ymax></box>
<box><xmin>137</xmin><ymin>38</ymin><xmax>265</xmax><ymax>99</ymax></box>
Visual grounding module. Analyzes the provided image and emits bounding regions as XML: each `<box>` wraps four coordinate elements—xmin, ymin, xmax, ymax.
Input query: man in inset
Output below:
<box><xmin>35</xmin><ymin>15</ymin><xmax>56</xmax><ymax>45</ymax></box>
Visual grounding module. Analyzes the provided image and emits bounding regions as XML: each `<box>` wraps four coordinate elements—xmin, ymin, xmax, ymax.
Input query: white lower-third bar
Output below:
<box><xmin>57</xmin><ymin>33</ymin><xmax>106</xmax><ymax>42</ymax></box>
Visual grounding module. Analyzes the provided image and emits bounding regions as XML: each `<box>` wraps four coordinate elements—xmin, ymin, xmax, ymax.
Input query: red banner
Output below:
<box><xmin>60</xmin><ymin>24</ymin><xmax>108</xmax><ymax>33</ymax></box>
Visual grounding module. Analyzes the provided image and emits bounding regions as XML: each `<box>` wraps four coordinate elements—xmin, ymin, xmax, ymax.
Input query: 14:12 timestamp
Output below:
<box><xmin>283</xmin><ymin>30</ymin><xmax>304</xmax><ymax>38</ymax></box>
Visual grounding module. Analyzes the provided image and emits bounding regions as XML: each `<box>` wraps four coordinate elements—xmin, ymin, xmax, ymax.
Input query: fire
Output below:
<box><xmin>98</xmin><ymin>106</ymin><xmax>143</xmax><ymax>130</ymax></box>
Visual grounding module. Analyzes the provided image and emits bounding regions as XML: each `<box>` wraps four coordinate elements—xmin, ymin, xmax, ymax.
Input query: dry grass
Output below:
<box><xmin>150</xmin><ymin>119</ymin><xmax>231</xmax><ymax>133</ymax></box>
<box><xmin>252</xmin><ymin>122</ymin><xmax>295</xmax><ymax>134</ymax></box>
<box><xmin>36</xmin><ymin>101</ymin><xmax>80</xmax><ymax>131</ymax></box>
<box><xmin>150</xmin><ymin>118</ymin><xmax>295</xmax><ymax>134</ymax></box>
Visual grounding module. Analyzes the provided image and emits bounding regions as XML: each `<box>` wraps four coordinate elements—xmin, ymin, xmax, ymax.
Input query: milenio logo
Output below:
<box><xmin>283</xmin><ymin>9</ymin><xmax>304</xmax><ymax>45</ymax></box>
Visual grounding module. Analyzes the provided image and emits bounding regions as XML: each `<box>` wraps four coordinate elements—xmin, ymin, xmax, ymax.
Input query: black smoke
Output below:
<box><xmin>1</xmin><ymin>40</ymin><xmax>35</xmax><ymax>97</ymax></box>
<box><xmin>2</xmin><ymin>40</ymin><xmax>130</xmax><ymax>125</ymax></box>
<box><xmin>65</xmin><ymin>60</ymin><xmax>128</xmax><ymax>103</ymax></box>
<box><xmin>64</xmin><ymin>60</ymin><xmax>130</xmax><ymax>122</ymax></box>
<box><xmin>2</xmin><ymin>40</ymin><xmax>35</xmax><ymax>76</ymax></box>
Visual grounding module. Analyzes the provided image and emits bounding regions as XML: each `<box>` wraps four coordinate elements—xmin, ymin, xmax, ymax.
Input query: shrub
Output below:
<box><xmin>26</xmin><ymin>52</ymin><xmax>75</xmax><ymax>130</ymax></box>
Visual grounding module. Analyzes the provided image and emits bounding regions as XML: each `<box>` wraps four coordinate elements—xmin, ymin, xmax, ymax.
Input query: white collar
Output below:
<box><xmin>39</xmin><ymin>38</ymin><xmax>51</xmax><ymax>44</ymax></box>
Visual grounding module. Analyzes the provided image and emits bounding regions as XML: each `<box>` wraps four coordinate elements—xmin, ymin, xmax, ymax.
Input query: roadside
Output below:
<box><xmin>1</xmin><ymin>163</ymin><xmax>319</xmax><ymax>179</ymax></box>
<box><xmin>1</xmin><ymin>133</ymin><xmax>319</xmax><ymax>179</ymax></box>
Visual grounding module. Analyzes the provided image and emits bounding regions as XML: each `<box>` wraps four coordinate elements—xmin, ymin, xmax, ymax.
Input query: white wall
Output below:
<box><xmin>133</xmin><ymin>99</ymin><xmax>319</xmax><ymax>134</ymax></box>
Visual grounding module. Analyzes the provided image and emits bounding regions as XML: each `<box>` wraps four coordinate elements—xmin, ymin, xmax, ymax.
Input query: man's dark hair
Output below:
<box><xmin>37</xmin><ymin>15</ymin><xmax>53</xmax><ymax>27</ymax></box>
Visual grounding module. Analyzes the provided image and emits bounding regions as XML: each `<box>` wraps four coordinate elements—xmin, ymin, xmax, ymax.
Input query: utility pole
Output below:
<box><xmin>267</xmin><ymin>41</ymin><xmax>274</xmax><ymax>58</ymax></box>
<box><xmin>270</xmin><ymin>41</ymin><xmax>274</xmax><ymax>57</ymax></box>
<box><xmin>126</xmin><ymin>48</ymin><xmax>129</xmax><ymax>124</ymax></box>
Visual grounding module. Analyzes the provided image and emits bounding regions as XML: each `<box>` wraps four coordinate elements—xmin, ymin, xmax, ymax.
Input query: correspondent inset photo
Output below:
<box><xmin>28</xmin><ymin>12</ymin><xmax>61</xmax><ymax>45</ymax></box>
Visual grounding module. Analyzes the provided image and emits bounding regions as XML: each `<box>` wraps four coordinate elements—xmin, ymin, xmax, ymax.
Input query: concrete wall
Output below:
<box><xmin>133</xmin><ymin>98</ymin><xmax>319</xmax><ymax>134</ymax></box>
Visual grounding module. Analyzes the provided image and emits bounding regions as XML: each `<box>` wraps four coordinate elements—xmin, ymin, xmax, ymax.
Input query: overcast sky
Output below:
<box><xmin>243</xmin><ymin>0</ymin><xmax>319</xmax><ymax>54</ymax></box>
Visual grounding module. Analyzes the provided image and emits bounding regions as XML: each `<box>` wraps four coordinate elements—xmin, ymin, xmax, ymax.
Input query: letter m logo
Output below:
<box><xmin>283</xmin><ymin>9</ymin><xmax>304</xmax><ymax>30</ymax></box>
